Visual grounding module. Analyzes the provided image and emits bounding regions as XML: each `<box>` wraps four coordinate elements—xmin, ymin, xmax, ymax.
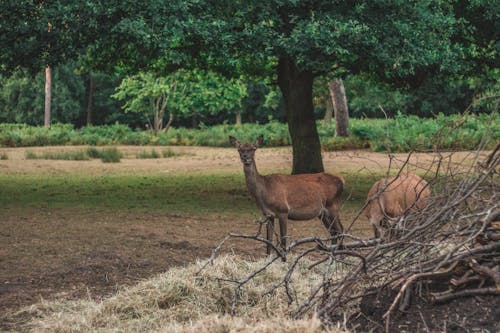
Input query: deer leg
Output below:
<box><xmin>277</xmin><ymin>213</ymin><xmax>288</xmax><ymax>254</ymax></box>
<box><xmin>332</xmin><ymin>213</ymin><xmax>343</xmax><ymax>236</ymax></box>
<box><xmin>266</xmin><ymin>217</ymin><xmax>275</xmax><ymax>255</ymax></box>
<box><xmin>369</xmin><ymin>214</ymin><xmax>384</xmax><ymax>239</ymax></box>
<box><xmin>367</xmin><ymin>204</ymin><xmax>384</xmax><ymax>239</ymax></box>
<box><xmin>323</xmin><ymin>205</ymin><xmax>343</xmax><ymax>243</ymax></box>
<box><xmin>321</xmin><ymin>216</ymin><xmax>338</xmax><ymax>244</ymax></box>
<box><xmin>372</xmin><ymin>223</ymin><xmax>381</xmax><ymax>238</ymax></box>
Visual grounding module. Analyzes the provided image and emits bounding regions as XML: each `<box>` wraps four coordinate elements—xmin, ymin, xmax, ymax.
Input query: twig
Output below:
<box><xmin>430</xmin><ymin>287</ymin><xmax>499</xmax><ymax>303</ymax></box>
<box><xmin>419</xmin><ymin>311</ymin><xmax>430</xmax><ymax>333</ymax></box>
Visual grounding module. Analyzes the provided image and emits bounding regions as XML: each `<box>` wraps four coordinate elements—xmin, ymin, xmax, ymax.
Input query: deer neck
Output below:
<box><xmin>243</xmin><ymin>161</ymin><xmax>265</xmax><ymax>198</ymax></box>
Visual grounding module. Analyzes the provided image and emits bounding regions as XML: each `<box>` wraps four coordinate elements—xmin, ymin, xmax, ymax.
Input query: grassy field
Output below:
<box><xmin>0</xmin><ymin>173</ymin><xmax>252</xmax><ymax>213</ymax></box>
<box><xmin>0</xmin><ymin>145</ymin><xmax>491</xmax><ymax>332</ymax></box>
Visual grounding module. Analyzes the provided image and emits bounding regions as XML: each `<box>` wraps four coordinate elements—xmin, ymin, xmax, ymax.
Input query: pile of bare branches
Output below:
<box><xmin>317</xmin><ymin>145</ymin><xmax>499</xmax><ymax>331</ymax></box>
<box><xmin>199</xmin><ymin>143</ymin><xmax>499</xmax><ymax>331</ymax></box>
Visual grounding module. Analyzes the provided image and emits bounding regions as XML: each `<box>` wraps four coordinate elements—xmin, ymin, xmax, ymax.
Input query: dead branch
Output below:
<box><xmin>382</xmin><ymin>262</ymin><xmax>459</xmax><ymax>321</ymax></box>
<box><xmin>469</xmin><ymin>259</ymin><xmax>500</xmax><ymax>288</ymax></box>
<box><xmin>430</xmin><ymin>286</ymin><xmax>499</xmax><ymax>303</ymax></box>
<box><xmin>196</xmin><ymin>225</ymin><xmax>286</xmax><ymax>275</ymax></box>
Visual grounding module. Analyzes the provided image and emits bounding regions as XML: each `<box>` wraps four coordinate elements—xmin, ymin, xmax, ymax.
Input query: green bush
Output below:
<box><xmin>162</xmin><ymin>148</ymin><xmax>181</xmax><ymax>158</ymax></box>
<box><xmin>86</xmin><ymin>147</ymin><xmax>102</xmax><ymax>158</ymax></box>
<box><xmin>136</xmin><ymin>149</ymin><xmax>161</xmax><ymax>159</ymax></box>
<box><xmin>99</xmin><ymin>148</ymin><xmax>122</xmax><ymax>163</ymax></box>
<box><xmin>87</xmin><ymin>147</ymin><xmax>123</xmax><ymax>162</ymax></box>
<box><xmin>24</xmin><ymin>149</ymin><xmax>91</xmax><ymax>160</ymax></box>
<box><xmin>1</xmin><ymin>113</ymin><xmax>498</xmax><ymax>152</ymax></box>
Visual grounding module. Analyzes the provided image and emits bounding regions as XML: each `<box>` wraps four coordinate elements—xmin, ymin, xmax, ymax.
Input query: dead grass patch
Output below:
<box><xmin>20</xmin><ymin>255</ymin><xmax>347</xmax><ymax>333</ymax></box>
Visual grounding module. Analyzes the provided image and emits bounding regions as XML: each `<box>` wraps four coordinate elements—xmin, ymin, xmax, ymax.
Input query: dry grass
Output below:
<box><xmin>20</xmin><ymin>255</ymin><xmax>347</xmax><ymax>333</ymax></box>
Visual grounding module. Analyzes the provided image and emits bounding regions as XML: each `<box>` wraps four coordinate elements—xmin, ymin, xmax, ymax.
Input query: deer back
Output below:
<box><xmin>365</xmin><ymin>173</ymin><xmax>430</xmax><ymax>219</ymax></box>
<box><xmin>260</xmin><ymin>172</ymin><xmax>343</xmax><ymax>212</ymax></box>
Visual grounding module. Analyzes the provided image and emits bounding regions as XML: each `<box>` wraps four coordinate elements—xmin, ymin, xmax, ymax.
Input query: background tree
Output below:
<box><xmin>85</xmin><ymin>72</ymin><xmax>94</xmax><ymax>126</ymax></box>
<box><xmin>0</xmin><ymin>64</ymin><xmax>85</xmax><ymax>125</ymax></box>
<box><xmin>129</xmin><ymin>0</ymin><xmax>459</xmax><ymax>173</ymax></box>
<box><xmin>0</xmin><ymin>0</ymin><xmax>98</xmax><ymax>127</ymax></box>
<box><xmin>112</xmin><ymin>72</ymin><xmax>181</xmax><ymax>134</ymax></box>
<box><xmin>241</xmin><ymin>82</ymin><xmax>285</xmax><ymax>124</ymax></box>
<box><xmin>7</xmin><ymin>1</ymin><xmax>453</xmax><ymax>172</ymax></box>
<box><xmin>175</xmin><ymin>70</ymin><xmax>247</xmax><ymax>128</ymax></box>
<box><xmin>45</xmin><ymin>65</ymin><xmax>51</xmax><ymax>127</ymax></box>
<box><xmin>328</xmin><ymin>79</ymin><xmax>349</xmax><ymax>137</ymax></box>
<box><xmin>1</xmin><ymin>0</ymin><xmax>497</xmax><ymax>169</ymax></box>
<box><xmin>344</xmin><ymin>74</ymin><xmax>410</xmax><ymax>118</ymax></box>
<box><xmin>112</xmin><ymin>69</ymin><xmax>247</xmax><ymax>133</ymax></box>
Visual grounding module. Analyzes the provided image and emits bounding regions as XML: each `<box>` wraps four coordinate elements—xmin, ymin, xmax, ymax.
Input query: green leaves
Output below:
<box><xmin>176</xmin><ymin>70</ymin><xmax>247</xmax><ymax>116</ymax></box>
<box><xmin>2</xmin><ymin>0</ymin><xmax>491</xmax><ymax>88</ymax></box>
<box><xmin>112</xmin><ymin>69</ymin><xmax>247</xmax><ymax>131</ymax></box>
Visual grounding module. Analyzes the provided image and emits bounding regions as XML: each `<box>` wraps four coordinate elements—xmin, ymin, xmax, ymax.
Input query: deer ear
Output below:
<box><xmin>255</xmin><ymin>135</ymin><xmax>264</xmax><ymax>147</ymax></box>
<box><xmin>229</xmin><ymin>136</ymin><xmax>240</xmax><ymax>147</ymax></box>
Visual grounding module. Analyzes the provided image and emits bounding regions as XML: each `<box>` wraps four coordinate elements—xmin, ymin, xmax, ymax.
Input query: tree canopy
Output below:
<box><xmin>1</xmin><ymin>0</ymin><xmax>498</xmax><ymax>172</ymax></box>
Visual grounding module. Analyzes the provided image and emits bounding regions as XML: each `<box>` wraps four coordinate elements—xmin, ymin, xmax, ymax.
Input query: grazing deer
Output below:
<box><xmin>229</xmin><ymin>135</ymin><xmax>344</xmax><ymax>256</ymax></box>
<box><xmin>364</xmin><ymin>173</ymin><xmax>430</xmax><ymax>239</ymax></box>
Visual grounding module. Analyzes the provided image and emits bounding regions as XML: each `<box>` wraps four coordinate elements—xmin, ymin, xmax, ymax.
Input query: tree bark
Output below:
<box><xmin>44</xmin><ymin>65</ymin><xmax>51</xmax><ymax>128</ymax></box>
<box><xmin>235</xmin><ymin>112</ymin><xmax>242</xmax><ymax>125</ymax></box>
<box><xmin>328</xmin><ymin>79</ymin><xmax>349</xmax><ymax>137</ymax></box>
<box><xmin>153</xmin><ymin>96</ymin><xmax>163</xmax><ymax>134</ymax></box>
<box><xmin>323</xmin><ymin>96</ymin><xmax>333</xmax><ymax>125</ymax></box>
<box><xmin>278</xmin><ymin>57</ymin><xmax>324</xmax><ymax>174</ymax></box>
<box><xmin>164</xmin><ymin>112</ymin><xmax>174</xmax><ymax>133</ymax></box>
<box><xmin>86</xmin><ymin>73</ymin><xmax>94</xmax><ymax>126</ymax></box>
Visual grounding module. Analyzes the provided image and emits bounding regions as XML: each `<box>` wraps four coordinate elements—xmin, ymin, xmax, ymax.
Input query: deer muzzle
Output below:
<box><xmin>241</xmin><ymin>157</ymin><xmax>253</xmax><ymax>165</ymax></box>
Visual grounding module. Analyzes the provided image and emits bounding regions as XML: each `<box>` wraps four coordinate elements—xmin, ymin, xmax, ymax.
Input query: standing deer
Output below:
<box><xmin>364</xmin><ymin>173</ymin><xmax>430</xmax><ymax>239</ymax></box>
<box><xmin>229</xmin><ymin>135</ymin><xmax>344</xmax><ymax>256</ymax></box>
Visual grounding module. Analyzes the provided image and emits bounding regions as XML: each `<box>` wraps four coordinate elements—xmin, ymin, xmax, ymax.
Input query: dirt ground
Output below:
<box><xmin>353</xmin><ymin>281</ymin><xmax>500</xmax><ymax>332</ymax></box>
<box><xmin>0</xmin><ymin>146</ymin><xmax>491</xmax><ymax>331</ymax></box>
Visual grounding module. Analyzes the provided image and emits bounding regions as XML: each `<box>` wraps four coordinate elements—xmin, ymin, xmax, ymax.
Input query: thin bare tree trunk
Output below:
<box><xmin>154</xmin><ymin>114</ymin><xmax>162</xmax><ymax>134</ymax></box>
<box><xmin>86</xmin><ymin>73</ymin><xmax>94</xmax><ymax>126</ymax></box>
<box><xmin>236</xmin><ymin>112</ymin><xmax>242</xmax><ymax>125</ymax></box>
<box><xmin>164</xmin><ymin>112</ymin><xmax>174</xmax><ymax>133</ymax></box>
<box><xmin>44</xmin><ymin>65</ymin><xmax>51</xmax><ymax>128</ymax></box>
<box><xmin>153</xmin><ymin>97</ymin><xmax>162</xmax><ymax>134</ymax></box>
<box><xmin>328</xmin><ymin>79</ymin><xmax>349</xmax><ymax>137</ymax></box>
<box><xmin>323</xmin><ymin>96</ymin><xmax>333</xmax><ymax>125</ymax></box>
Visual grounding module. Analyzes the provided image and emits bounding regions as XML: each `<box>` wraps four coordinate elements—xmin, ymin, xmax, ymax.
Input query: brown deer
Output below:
<box><xmin>229</xmin><ymin>135</ymin><xmax>344</xmax><ymax>256</ymax></box>
<box><xmin>364</xmin><ymin>173</ymin><xmax>430</xmax><ymax>239</ymax></box>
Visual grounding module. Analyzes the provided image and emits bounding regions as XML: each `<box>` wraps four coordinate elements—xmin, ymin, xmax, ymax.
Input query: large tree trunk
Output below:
<box><xmin>44</xmin><ymin>65</ymin><xmax>51</xmax><ymax>128</ymax></box>
<box><xmin>328</xmin><ymin>79</ymin><xmax>349</xmax><ymax>137</ymax></box>
<box><xmin>278</xmin><ymin>57</ymin><xmax>324</xmax><ymax>174</ymax></box>
<box><xmin>86</xmin><ymin>73</ymin><xmax>94</xmax><ymax>126</ymax></box>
